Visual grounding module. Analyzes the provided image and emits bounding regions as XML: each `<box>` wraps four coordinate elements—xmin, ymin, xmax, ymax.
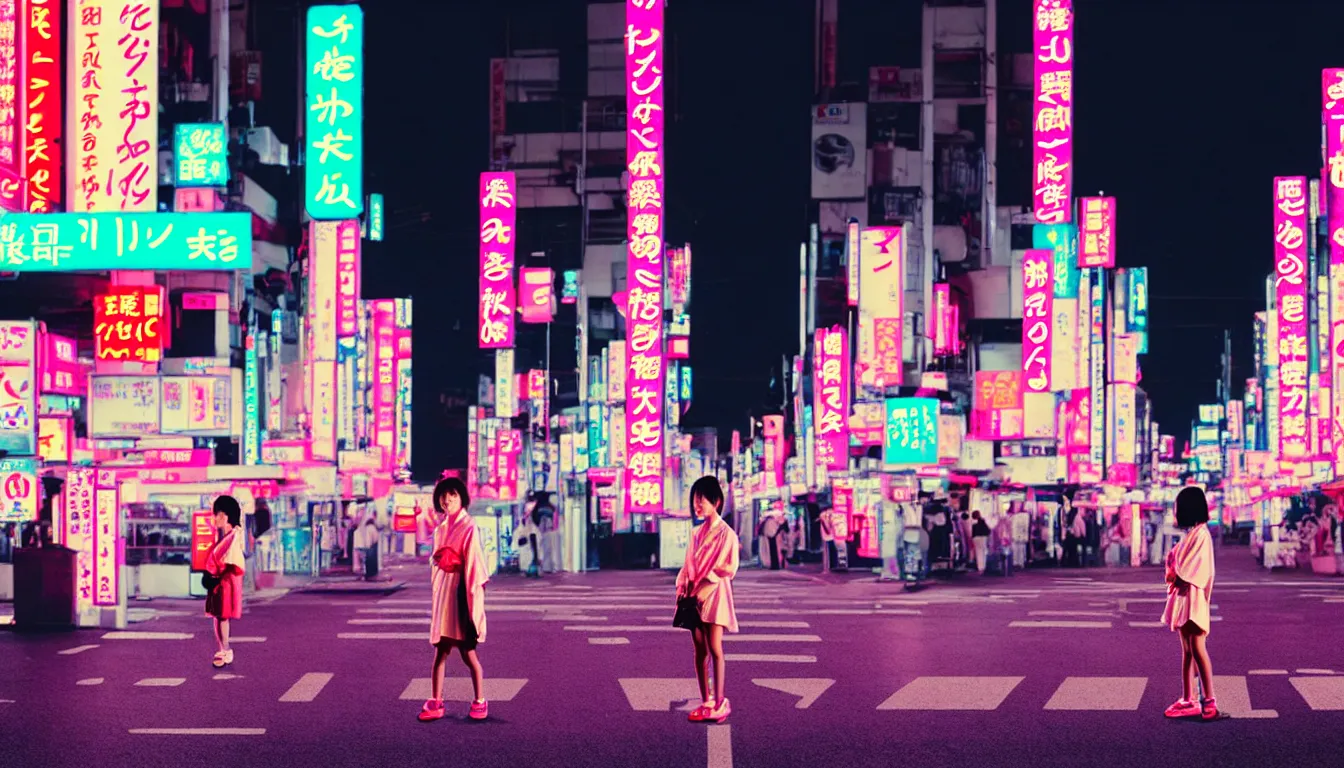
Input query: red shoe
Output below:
<box><xmin>1164</xmin><ymin>698</ymin><xmax>1199</xmax><ymax>718</ymax></box>
<box><xmin>708</xmin><ymin>697</ymin><xmax>731</xmax><ymax>723</ymax></box>
<box><xmin>1200</xmin><ymin>697</ymin><xmax>1219</xmax><ymax>720</ymax></box>
<box><xmin>469</xmin><ymin>699</ymin><xmax>489</xmax><ymax>720</ymax></box>
<box><xmin>687</xmin><ymin>701</ymin><xmax>714</xmax><ymax>722</ymax></box>
<box><xmin>417</xmin><ymin>699</ymin><xmax>445</xmax><ymax>722</ymax></box>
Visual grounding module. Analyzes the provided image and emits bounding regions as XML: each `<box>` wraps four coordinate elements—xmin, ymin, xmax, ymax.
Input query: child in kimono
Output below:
<box><xmin>204</xmin><ymin>495</ymin><xmax>246</xmax><ymax>668</ymax></box>
<box><xmin>417</xmin><ymin>477</ymin><xmax>491</xmax><ymax>722</ymax></box>
<box><xmin>677</xmin><ymin>476</ymin><xmax>739</xmax><ymax>724</ymax></box>
<box><xmin>1162</xmin><ymin>486</ymin><xmax>1219</xmax><ymax>720</ymax></box>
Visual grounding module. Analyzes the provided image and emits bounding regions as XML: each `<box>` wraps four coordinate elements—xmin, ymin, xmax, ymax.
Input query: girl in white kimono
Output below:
<box><xmin>676</xmin><ymin>476</ymin><xmax>739</xmax><ymax>724</ymax></box>
<box><xmin>417</xmin><ymin>477</ymin><xmax>490</xmax><ymax>722</ymax></box>
<box><xmin>1161</xmin><ymin>487</ymin><xmax>1220</xmax><ymax>720</ymax></box>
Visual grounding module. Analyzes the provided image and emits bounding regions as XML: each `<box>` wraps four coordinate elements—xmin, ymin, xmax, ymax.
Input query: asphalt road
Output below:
<box><xmin>3</xmin><ymin>544</ymin><xmax>1343</xmax><ymax>768</ymax></box>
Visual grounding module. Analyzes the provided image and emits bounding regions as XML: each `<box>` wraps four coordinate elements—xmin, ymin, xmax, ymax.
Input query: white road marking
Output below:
<box><xmin>618</xmin><ymin>678</ymin><xmax>704</xmax><ymax>711</ymax></box>
<box><xmin>213</xmin><ymin>673</ymin><xmax>243</xmax><ymax>680</ymax></box>
<box><xmin>812</xmin><ymin>609</ymin><xmax>921</xmax><ymax>616</ymax></box>
<box><xmin>129</xmin><ymin>728</ymin><xmax>265</xmax><ymax>736</ymax></box>
<box><xmin>722</xmin><ymin>634</ymin><xmax>822</xmax><ymax>643</ymax></box>
<box><xmin>564</xmin><ymin>625</ymin><xmax>679</xmax><ymax>633</ymax></box>
<box><xmin>707</xmin><ymin>724</ymin><xmax>732</xmax><ymax>768</ymax></box>
<box><xmin>76</xmin><ymin>678</ymin><xmax>104</xmax><ymax>686</ymax></box>
<box><xmin>399</xmin><ymin>678</ymin><xmax>527</xmax><ymax>702</ymax></box>
<box><xmin>588</xmin><ymin>637</ymin><xmax>630</xmax><ymax>645</ymax></box>
<box><xmin>751</xmin><ymin>678</ymin><xmax>834</xmax><ymax>708</ymax></box>
<box><xmin>542</xmin><ymin>615</ymin><xmax>607</xmax><ymax>621</ymax></box>
<box><xmin>59</xmin><ymin>644</ymin><xmax>100</xmax><ymax>655</ymax></box>
<box><xmin>358</xmin><ymin>608</ymin><xmax>428</xmax><ymax>614</ymax></box>
<box><xmin>739</xmin><ymin>621</ymin><xmax>810</xmax><ymax>629</ymax></box>
<box><xmin>1128</xmin><ymin>621</ymin><xmax>1165</xmax><ymax>628</ymax></box>
<box><xmin>376</xmin><ymin>599</ymin><xmax>428</xmax><ymax>605</ymax></box>
<box><xmin>135</xmin><ymin>678</ymin><xmax>187</xmax><ymax>687</ymax></box>
<box><xmin>279</xmin><ymin>673</ymin><xmax>334</xmax><ymax>702</ymax></box>
<box><xmin>1044</xmin><ymin>676</ymin><xmax>1147</xmax><ymax>710</ymax></box>
<box><xmin>878</xmin><ymin>676</ymin><xmax>1024</xmax><ymax>711</ymax></box>
<box><xmin>1028</xmin><ymin>610</ymin><xmax>1116</xmax><ymax>618</ymax></box>
<box><xmin>102</xmin><ymin>632</ymin><xmax>194</xmax><ymax>640</ymax></box>
<box><xmin>1009</xmin><ymin>620</ymin><xmax>1112</xmax><ymax>629</ymax></box>
<box><xmin>1248</xmin><ymin>669</ymin><xmax>1289</xmax><ymax>675</ymax></box>
<box><xmin>1291</xmin><ymin>676</ymin><xmax>1344</xmax><ymax>709</ymax></box>
<box><xmin>1296</xmin><ymin>668</ymin><xmax>1337</xmax><ymax>675</ymax></box>
<box><xmin>724</xmin><ymin>654</ymin><xmax>816</xmax><ymax>663</ymax></box>
<box><xmin>230</xmin><ymin>636</ymin><xmax>267</xmax><ymax>643</ymax></box>
<box><xmin>347</xmin><ymin>618</ymin><xmax>423</xmax><ymax>625</ymax></box>
<box><xmin>1213</xmin><ymin>675</ymin><xmax>1278</xmax><ymax>718</ymax></box>
<box><xmin>337</xmin><ymin>632</ymin><xmax>422</xmax><ymax>640</ymax></box>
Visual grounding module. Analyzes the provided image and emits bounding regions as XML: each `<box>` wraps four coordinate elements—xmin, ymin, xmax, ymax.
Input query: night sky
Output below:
<box><xmin>359</xmin><ymin>0</ymin><xmax>1339</xmax><ymax>478</ymax></box>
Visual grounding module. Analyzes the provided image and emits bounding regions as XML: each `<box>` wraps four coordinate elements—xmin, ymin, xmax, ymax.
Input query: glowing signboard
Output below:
<box><xmin>1032</xmin><ymin>0</ymin><xmax>1073</xmax><ymax>224</ymax></box>
<box><xmin>1274</xmin><ymin>176</ymin><xmax>1309</xmax><ymax>462</ymax></box>
<box><xmin>1078</xmin><ymin>197</ymin><xmax>1115</xmax><ymax>268</ymax></box>
<box><xmin>1021</xmin><ymin>249</ymin><xmax>1053</xmax><ymax>393</ymax></box>
<box><xmin>372</xmin><ymin>300</ymin><xmax>397</xmax><ymax>467</ymax></box>
<box><xmin>1324</xmin><ymin>70</ymin><xmax>1344</xmax><ymax>475</ymax></box>
<box><xmin>0</xmin><ymin>0</ymin><xmax>19</xmax><ymax>211</ymax></box>
<box><xmin>494</xmin><ymin>347</ymin><xmax>516</xmax><ymax>420</ymax></box>
<box><xmin>883</xmin><ymin>397</ymin><xmax>939</xmax><ymax>466</ymax></box>
<box><xmin>244</xmin><ymin>335</ymin><xmax>260</xmax><ymax>464</ymax></box>
<box><xmin>561</xmin><ymin>269</ymin><xmax>580</xmax><ymax>304</ymax></box>
<box><xmin>0</xmin><ymin>212</ymin><xmax>252</xmax><ymax>271</ymax></box>
<box><xmin>23</xmin><ymin>0</ymin><xmax>62</xmax><ymax>212</ymax></box>
<box><xmin>858</xmin><ymin>226</ymin><xmax>904</xmax><ymax>387</ymax></box>
<box><xmin>69</xmin><ymin>0</ymin><xmax>158</xmax><ymax>212</ymax></box>
<box><xmin>304</xmin><ymin>5</ymin><xmax>364</xmax><ymax>219</ymax></box>
<box><xmin>93</xmin><ymin>286</ymin><xmax>165</xmax><ymax>362</ymax></box>
<box><xmin>813</xmin><ymin>326</ymin><xmax>850</xmax><ymax>471</ymax></box>
<box><xmin>93</xmin><ymin>471</ymin><xmax>119</xmax><ymax>606</ymax></box>
<box><xmin>367</xmin><ymin>192</ymin><xmax>384</xmax><ymax>241</ymax></box>
<box><xmin>479</xmin><ymin>172</ymin><xmax>517</xmax><ymax>348</ymax></box>
<box><xmin>0</xmin><ymin>320</ymin><xmax>36</xmax><ymax>454</ymax></box>
<box><xmin>519</xmin><ymin>267</ymin><xmax>555</xmax><ymax>324</ymax></box>
<box><xmin>335</xmin><ymin>220</ymin><xmax>361</xmax><ymax>337</ymax></box>
<box><xmin>190</xmin><ymin>510</ymin><xmax>214</xmax><ymax>571</ymax></box>
<box><xmin>173</xmin><ymin>123</ymin><xmax>228</xmax><ymax>187</ymax></box>
<box><xmin>0</xmin><ymin>457</ymin><xmax>38</xmax><ymax>522</ymax></box>
<box><xmin>65</xmin><ymin>468</ymin><xmax>95</xmax><ymax>610</ymax></box>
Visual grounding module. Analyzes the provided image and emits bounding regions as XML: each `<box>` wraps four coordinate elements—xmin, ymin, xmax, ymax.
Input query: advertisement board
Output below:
<box><xmin>0</xmin><ymin>320</ymin><xmax>36</xmax><ymax>454</ymax></box>
<box><xmin>89</xmin><ymin>376</ymin><xmax>160</xmax><ymax>437</ymax></box>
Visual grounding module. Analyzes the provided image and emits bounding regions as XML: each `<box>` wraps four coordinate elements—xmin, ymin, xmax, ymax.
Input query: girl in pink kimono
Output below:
<box><xmin>204</xmin><ymin>495</ymin><xmax>246</xmax><ymax>668</ymax></box>
<box><xmin>1161</xmin><ymin>486</ymin><xmax>1219</xmax><ymax>720</ymax></box>
<box><xmin>677</xmin><ymin>476</ymin><xmax>739</xmax><ymax>724</ymax></box>
<box><xmin>417</xmin><ymin>478</ymin><xmax>490</xmax><ymax>722</ymax></box>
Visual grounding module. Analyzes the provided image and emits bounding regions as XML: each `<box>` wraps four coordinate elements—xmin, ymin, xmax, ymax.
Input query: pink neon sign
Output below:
<box><xmin>479</xmin><ymin>172</ymin><xmax>517</xmax><ymax>349</ymax></box>
<box><xmin>1323</xmin><ymin>70</ymin><xmax>1344</xmax><ymax>473</ymax></box>
<box><xmin>335</xmin><ymin>220</ymin><xmax>361</xmax><ymax>337</ymax></box>
<box><xmin>1032</xmin><ymin>0</ymin><xmax>1073</xmax><ymax>224</ymax></box>
<box><xmin>625</xmin><ymin>0</ymin><xmax>666</xmax><ymax>514</ymax></box>
<box><xmin>813</xmin><ymin>326</ymin><xmax>849</xmax><ymax>471</ymax></box>
<box><xmin>1275</xmin><ymin>176</ymin><xmax>1309</xmax><ymax>463</ymax></box>
<box><xmin>1078</xmin><ymin>197</ymin><xmax>1115</xmax><ymax>268</ymax></box>
<box><xmin>1022</xmin><ymin>249</ymin><xmax>1053</xmax><ymax>393</ymax></box>
<box><xmin>372</xmin><ymin>299</ymin><xmax>397</xmax><ymax>469</ymax></box>
<box><xmin>518</xmin><ymin>267</ymin><xmax>555</xmax><ymax>324</ymax></box>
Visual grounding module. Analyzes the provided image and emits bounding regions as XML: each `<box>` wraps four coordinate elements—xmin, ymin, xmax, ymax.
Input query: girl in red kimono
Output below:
<box><xmin>417</xmin><ymin>477</ymin><xmax>490</xmax><ymax>722</ymax></box>
<box><xmin>1162</xmin><ymin>486</ymin><xmax>1220</xmax><ymax>720</ymax></box>
<box><xmin>677</xmin><ymin>476</ymin><xmax>739</xmax><ymax>724</ymax></box>
<box><xmin>204</xmin><ymin>495</ymin><xmax>246</xmax><ymax>668</ymax></box>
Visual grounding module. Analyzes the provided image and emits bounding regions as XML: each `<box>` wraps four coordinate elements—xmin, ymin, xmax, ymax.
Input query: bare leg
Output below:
<box><xmin>707</xmin><ymin>624</ymin><xmax>727</xmax><ymax>703</ymax></box>
<box><xmin>1190</xmin><ymin>631</ymin><xmax>1216</xmax><ymax>699</ymax></box>
<box><xmin>691</xmin><ymin>627</ymin><xmax>710</xmax><ymax>703</ymax></box>
<box><xmin>213</xmin><ymin>618</ymin><xmax>225</xmax><ymax>653</ymax></box>
<box><xmin>1180</xmin><ymin>631</ymin><xmax>1195</xmax><ymax>701</ymax></box>
<box><xmin>219</xmin><ymin>619</ymin><xmax>231</xmax><ymax>652</ymax></box>
<box><xmin>460</xmin><ymin>646</ymin><xmax>486</xmax><ymax>701</ymax></box>
<box><xmin>430</xmin><ymin>641</ymin><xmax>453</xmax><ymax>701</ymax></box>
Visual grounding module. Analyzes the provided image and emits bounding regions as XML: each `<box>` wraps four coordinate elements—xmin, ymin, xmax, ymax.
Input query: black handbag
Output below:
<box><xmin>201</xmin><ymin>572</ymin><xmax>220</xmax><ymax>592</ymax></box>
<box><xmin>672</xmin><ymin>596</ymin><xmax>701</xmax><ymax>629</ymax></box>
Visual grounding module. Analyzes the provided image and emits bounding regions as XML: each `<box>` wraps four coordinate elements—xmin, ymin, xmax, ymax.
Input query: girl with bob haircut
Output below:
<box><xmin>417</xmin><ymin>477</ymin><xmax>491</xmax><ymax>722</ymax></box>
<box><xmin>675</xmin><ymin>476</ymin><xmax>740</xmax><ymax>724</ymax></box>
<box><xmin>1161</xmin><ymin>486</ymin><xmax>1222</xmax><ymax>720</ymax></box>
<box><xmin>203</xmin><ymin>495</ymin><xmax>246</xmax><ymax>668</ymax></box>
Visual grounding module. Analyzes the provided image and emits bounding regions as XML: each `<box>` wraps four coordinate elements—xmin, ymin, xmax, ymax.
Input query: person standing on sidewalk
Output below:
<box><xmin>418</xmin><ymin>477</ymin><xmax>490</xmax><ymax>722</ymax></box>
<box><xmin>970</xmin><ymin>511</ymin><xmax>990</xmax><ymax>574</ymax></box>
<box><xmin>677</xmin><ymin>476</ymin><xmax>739</xmax><ymax>724</ymax></box>
<box><xmin>204</xmin><ymin>495</ymin><xmax>246</xmax><ymax>668</ymax></box>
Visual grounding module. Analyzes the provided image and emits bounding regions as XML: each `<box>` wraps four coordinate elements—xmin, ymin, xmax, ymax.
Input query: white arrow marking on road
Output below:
<box><xmin>59</xmin><ymin>645</ymin><xmax>100</xmax><ymax>655</ymax></box>
<box><xmin>1213</xmin><ymin>675</ymin><xmax>1277</xmax><ymax>718</ymax></box>
<box><xmin>751</xmin><ymin>678</ymin><xmax>834</xmax><ymax>709</ymax></box>
<box><xmin>708</xmin><ymin>724</ymin><xmax>732</xmax><ymax>768</ymax></box>
<box><xmin>280</xmin><ymin>673</ymin><xmax>334</xmax><ymax>702</ymax></box>
<box><xmin>76</xmin><ymin>678</ymin><xmax>104</xmax><ymax>686</ymax></box>
<box><xmin>213</xmin><ymin>673</ymin><xmax>243</xmax><ymax>680</ymax></box>
<box><xmin>399</xmin><ymin>677</ymin><xmax>527</xmax><ymax>702</ymax></box>
<box><xmin>135</xmin><ymin>678</ymin><xmax>187</xmax><ymax>687</ymax></box>
<box><xmin>619</xmin><ymin>678</ymin><xmax>704</xmax><ymax>712</ymax></box>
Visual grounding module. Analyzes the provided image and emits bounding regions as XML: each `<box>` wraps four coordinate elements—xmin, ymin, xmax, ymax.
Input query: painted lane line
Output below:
<box><xmin>1248</xmin><ymin>669</ymin><xmax>1289</xmax><ymax>675</ymax></box>
<box><xmin>721</xmin><ymin>634</ymin><xmax>822</xmax><ymax>643</ymax></box>
<box><xmin>347</xmin><ymin>618</ymin><xmax>423</xmax><ymax>625</ymax></box>
<box><xmin>723</xmin><ymin>654</ymin><xmax>816</xmax><ymax>663</ymax></box>
<box><xmin>750</xmin><ymin>678</ymin><xmax>834</xmax><ymax>709</ymax></box>
<box><xmin>213</xmin><ymin>673</ymin><xmax>243</xmax><ymax>680</ymax></box>
<box><xmin>1290</xmin><ymin>676</ymin><xmax>1344</xmax><ymax>710</ymax></box>
<box><xmin>1128</xmin><ymin>621</ymin><xmax>1165</xmax><ymax>628</ymax></box>
<box><xmin>357</xmin><ymin>608</ymin><xmax>429</xmax><ymax>614</ymax></box>
<box><xmin>279</xmin><ymin>673</ymin><xmax>334</xmax><ymax>703</ymax></box>
<box><xmin>739</xmin><ymin>621</ymin><xmax>810</xmax><ymax>629</ymax></box>
<box><xmin>135</xmin><ymin>678</ymin><xmax>187</xmax><ymax>687</ymax></box>
<box><xmin>1296</xmin><ymin>668</ymin><xmax>1337</xmax><ymax>675</ymax></box>
<box><xmin>102</xmin><ymin>632</ymin><xmax>194</xmax><ymax>640</ymax></box>
<box><xmin>130</xmin><ymin>728</ymin><xmax>265</xmax><ymax>736</ymax></box>
<box><xmin>1044</xmin><ymin>677</ymin><xmax>1147</xmax><ymax>710</ymax></box>
<box><xmin>1028</xmin><ymin>610</ymin><xmax>1116</xmax><ymax>618</ymax></box>
<box><xmin>878</xmin><ymin>676</ymin><xmax>1024</xmax><ymax>711</ymax></box>
<box><xmin>59</xmin><ymin>644</ymin><xmax>100</xmax><ymax>655</ymax></box>
<box><xmin>76</xmin><ymin>678</ymin><xmax>104</xmax><ymax>686</ymax></box>
<box><xmin>541</xmin><ymin>615</ymin><xmax>608</xmax><ymax>621</ymax></box>
<box><xmin>588</xmin><ymin>637</ymin><xmax>630</xmax><ymax>645</ymax></box>
<box><xmin>398</xmin><ymin>678</ymin><xmax>527</xmax><ymax>702</ymax></box>
<box><xmin>1009</xmin><ymin>620</ymin><xmax>1112</xmax><ymax>629</ymax></box>
<box><xmin>337</xmin><ymin>632</ymin><xmax>422</xmax><ymax>640</ymax></box>
<box><xmin>1213</xmin><ymin>675</ymin><xmax>1277</xmax><ymax>719</ymax></box>
<box><xmin>565</xmin><ymin>625</ymin><xmax>680</xmax><ymax>632</ymax></box>
<box><xmin>707</xmin><ymin>724</ymin><xmax>732</xmax><ymax>768</ymax></box>
<box><xmin>231</xmin><ymin>636</ymin><xmax>267</xmax><ymax>643</ymax></box>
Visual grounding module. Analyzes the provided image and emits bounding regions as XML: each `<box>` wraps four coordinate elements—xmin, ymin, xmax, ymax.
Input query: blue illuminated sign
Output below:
<box><xmin>0</xmin><ymin>213</ymin><xmax>253</xmax><ymax>271</ymax></box>
<box><xmin>305</xmin><ymin>5</ymin><xmax>365</xmax><ymax>219</ymax></box>
<box><xmin>174</xmin><ymin>123</ymin><xmax>229</xmax><ymax>187</ymax></box>
<box><xmin>882</xmin><ymin>397</ymin><xmax>938</xmax><ymax>466</ymax></box>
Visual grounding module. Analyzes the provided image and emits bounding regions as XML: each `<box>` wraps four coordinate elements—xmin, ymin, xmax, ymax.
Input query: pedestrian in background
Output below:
<box><xmin>676</xmin><ymin>476</ymin><xmax>739</xmax><ymax>724</ymax></box>
<box><xmin>1162</xmin><ymin>486</ymin><xmax>1220</xmax><ymax>720</ymax></box>
<box><xmin>204</xmin><ymin>495</ymin><xmax>246</xmax><ymax>668</ymax></box>
<box><xmin>970</xmin><ymin>511</ymin><xmax>990</xmax><ymax>574</ymax></box>
<box><xmin>418</xmin><ymin>477</ymin><xmax>490</xmax><ymax>722</ymax></box>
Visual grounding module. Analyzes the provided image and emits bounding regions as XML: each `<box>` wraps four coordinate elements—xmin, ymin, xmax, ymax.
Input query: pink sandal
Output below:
<box><xmin>1164</xmin><ymin>698</ymin><xmax>1199</xmax><ymax>718</ymax></box>
<box><xmin>1200</xmin><ymin>697</ymin><xmax>1220</xmax><ymax>720</ymax></box>
<box><xmin>468</xmin><ymin>699</ymin><xmax>489</xmax><ymax>720</ymax></box>
<box><xmin>418</xmin><ymin>699</ymin><xmax>445</xmax><ymax>722</ymax></box>
<box><xmin>687</xmin><ymin>701</ymin><xmax>714</xmax><ymax>722</ymax></box>
<box><xmin>708</xmin><ymin>697</ymin><xmax>731</xmax><ymax>723</ymax></box>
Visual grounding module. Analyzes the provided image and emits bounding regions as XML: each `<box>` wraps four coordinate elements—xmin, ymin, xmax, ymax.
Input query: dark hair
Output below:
<box><xmin>1175</xmin><ymin>487</ymin><xmax>1210</xmax><ymax>529</ymax></box>
<box><xmin>689</xmin><ymin>476</ymin><xmax>724</xmax><ymax>512</ymax></box>
<box><xmin>434</xmin><ymin>477</ymin><xmax>470</xmax><ymax>513</ymax></box>
<box><xmin>213</xmin><ymin>495</ymin><xmax>242</xmax><ymax>528</ymax></box>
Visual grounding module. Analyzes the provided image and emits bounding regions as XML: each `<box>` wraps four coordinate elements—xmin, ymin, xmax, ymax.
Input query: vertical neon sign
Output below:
<box><xmin>304</xmin><ymin>5</ymin><xmax>363</xmax><ymax>219</ymax></box>
<box><xmin>1021</xmin><ymin>249</ymin><xmax>1054</xmax><ymax>393</ymax></box>
<box><xmin>1274</xmin><ymin>176</ymin><xmax>1310</xmax><ymax>463</ymax></box>
<box><xmin>479</xmin><ymin>172</ymin><xmax>517</xmax><ymax>348</ymax></box>
<box><xmin>625</xmin><ymin>0</ymin><xmax>666</xmax><ymax>514</ymax></box>
<box><xmin>1032</xmin><ymin>0</ymin><xmax>1073</xmax><ymax>224</ymax></box>
<box><xmin>1324</xmin><ymin>70</ymin><xmax>1344</xmax><ymax>473</ymax></box>
<box><xmin>22</xmin><ymin>0</ymin><xmax>62</xmax><ymax>212</ymax></box>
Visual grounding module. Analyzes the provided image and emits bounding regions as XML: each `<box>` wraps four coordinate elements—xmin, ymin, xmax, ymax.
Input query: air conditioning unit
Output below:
<box><xmin>244</xmin><ymin>126</ymin><xmax>287</xmax><ymax>167</ymax></box>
